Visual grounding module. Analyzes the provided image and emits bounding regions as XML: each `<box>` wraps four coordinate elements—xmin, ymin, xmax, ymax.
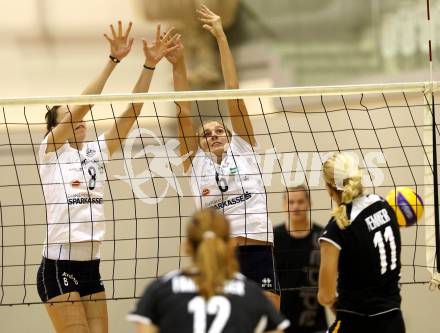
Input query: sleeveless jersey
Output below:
<box><xmin>128</xmin><ymin>270</ymin><xmax>289</xmax><ymax>333</ymax></box>
<box><xmin>188</xmin><ymin>135</ymin><xmax>273</xmax><ymax>243</ymax></box>
<box><xmin>38</xmin><ymin>135</ymin><xmax>109</xmax><ymax>251</ymax></box>
<box><xmin>319</xmin><ymin>194</ymin><xmax>402</xmax><ymax>316</ymax></box>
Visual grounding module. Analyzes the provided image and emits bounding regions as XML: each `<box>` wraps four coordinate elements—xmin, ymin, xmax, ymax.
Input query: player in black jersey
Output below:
<box><xmin>128</xmin><ymin>209</ymin><xmax>289</xmax><ymax>333</ymax></box>
<box><xmin>318</xmin><ymin>153</ymin><xmax>405</xmax><ymax>333</ymax></box>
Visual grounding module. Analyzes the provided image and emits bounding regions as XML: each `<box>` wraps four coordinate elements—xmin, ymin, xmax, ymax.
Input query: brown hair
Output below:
<box><xmin>44</xmin><ymin>105</ymin><xmax>61</xmax><ymax>137</ymax></box>
<box><xmin>187</xmin><ymin>209</ymin><xmax>238</xmax><ymax>299</ymax></box>
<box><xmin>285</xmin><ymin>184</ymin><xmax>310</xmax><ymax>201</ymax></box>
<box><xmin>323</xmin><ymin>153</ymin><xmax>363</xmax><ymax>229</ymax></box>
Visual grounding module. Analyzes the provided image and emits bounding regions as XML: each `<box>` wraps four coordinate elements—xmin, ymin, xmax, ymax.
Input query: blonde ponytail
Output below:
<box><xmin>187</xmin><ymin>209</ymin><xmax>238</xmax><ymax>299</ymax></box>
<box><xmin>323</xmin><ymin>154</ymin><xmax>363</xmax><ymax>229</ymax></box>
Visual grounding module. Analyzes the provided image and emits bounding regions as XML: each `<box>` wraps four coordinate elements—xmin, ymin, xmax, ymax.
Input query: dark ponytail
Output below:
<box><xmin>45</xmin><ymin>105</ymin><xmax>61</xmax><ymax>137</ymax></box>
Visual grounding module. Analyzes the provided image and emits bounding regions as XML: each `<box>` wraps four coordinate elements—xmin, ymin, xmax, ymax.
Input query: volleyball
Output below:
<box><xmin>386</xmin><ymin>187</ymin><xmax>424</xmax><ymax>227</ymax></box>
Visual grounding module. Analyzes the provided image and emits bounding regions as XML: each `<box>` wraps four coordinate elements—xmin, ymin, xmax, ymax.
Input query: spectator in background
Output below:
<box><xmin>273</xmin><ymin>185</ymin><xmax>327</xmax><ymax>333</ymax></box>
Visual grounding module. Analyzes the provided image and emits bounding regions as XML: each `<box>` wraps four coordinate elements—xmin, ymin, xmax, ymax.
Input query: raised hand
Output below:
<box><xmin>104</xmin><ymin>21</ymin><xmax>134</xmax><ymax>61</ymax></box>
<box><xmin>165</xmin><ymin>37</ymin><xmax>184</xmax><ymax>65</ymax></box>
<box><xmin>143</xmin><ymin>25</ymin><xmax>180</xmax><ymax>67</ymax></box>
<box><xmin>196</xmin><ymin>4</ymin><xmax>225</xmax><ymax>39</ymax></box>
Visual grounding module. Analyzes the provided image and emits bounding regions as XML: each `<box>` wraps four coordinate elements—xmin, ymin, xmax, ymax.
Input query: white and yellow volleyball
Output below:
<box><xmin>386</xmin><ymin>187</ymin><xmax>424</xmax><ymax>227</ymax></box>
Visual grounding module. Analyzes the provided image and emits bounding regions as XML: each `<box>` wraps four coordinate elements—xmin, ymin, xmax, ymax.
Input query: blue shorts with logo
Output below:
<box><xmin>236</xmin><ymin>245</ymin><xmax>280</xmax><ymax>294</ymax></box>
<box><xmin>36</xmin><ymin>257</ymin><xmax>104</xmax><ymax>302</ymax></box>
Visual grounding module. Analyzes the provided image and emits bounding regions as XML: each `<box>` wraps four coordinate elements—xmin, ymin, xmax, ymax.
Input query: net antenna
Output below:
<box><xmin>426</xmin><ymin>0</ymin><xmax>440</xmax><ymax>291</ymax></box>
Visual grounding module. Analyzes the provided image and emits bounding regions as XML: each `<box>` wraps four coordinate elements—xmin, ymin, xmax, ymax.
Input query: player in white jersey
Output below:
<box><xmin>36</xmin><ymin>22</ymin><xmax>179</xmax><ymax>333</ymax></box>
<box><xmin>128</xmin><ymin>209</ymin><xmax>289</xmax><ymax>333</ymax></box>
<box><xmin>166</xmin><ymin>5</ymin><xmax>279</xmax><ymax>307</ymax></box>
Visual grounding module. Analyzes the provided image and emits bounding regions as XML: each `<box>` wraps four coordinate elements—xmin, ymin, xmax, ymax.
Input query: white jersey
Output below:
<box><xmin>189</xmin><ymin>135</ymin><xmax>273</xmax><ymax>243</ymax></box>
<box><xmin>38</xmin><ymin>135</ymin><xmax>109</xmax><ymax>253</ymax></box>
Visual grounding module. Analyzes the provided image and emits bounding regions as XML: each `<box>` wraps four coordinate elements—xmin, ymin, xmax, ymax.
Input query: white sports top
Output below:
<box><xmin>38</xmin><ymin>135</ymin><xmax>109</xmax><ymax>258</ymax></box>
<box><xmin>189</xmin><ymin>134</ymin><xmax>273</xmax><ymax>243</ymax></box>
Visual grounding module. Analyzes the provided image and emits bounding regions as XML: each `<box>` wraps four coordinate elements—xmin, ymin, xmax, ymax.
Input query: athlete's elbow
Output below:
<box><xmin>317</xmin><ymin>290</ymin><xmax>335</xmax><ymax>307</ymax></box>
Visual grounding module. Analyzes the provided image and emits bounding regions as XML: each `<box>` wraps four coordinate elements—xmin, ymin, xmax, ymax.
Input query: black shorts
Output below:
<box><xmin>236</xmin><ymin>245</ymin><xmax>280</xmax><ymax>294</ymax></box>
<box><xmin>36</xmin><ymin>257</ymin><xmax>104</xmax><ymax>302</ymax></box>
<box><xmin>328</xmin><ymin>310</ymin><xmax>405</xmax><ymax>333</ymax></box>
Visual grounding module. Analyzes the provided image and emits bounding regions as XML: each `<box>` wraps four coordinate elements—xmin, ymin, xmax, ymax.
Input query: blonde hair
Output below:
<box><xmin>323</xmin><ymin>153</ymin><xmax>363</xmax><ymax>229</ymax></box>
<box><xmin>187</xmin><ymin>209</ymin><xmax>238</xmax><ymax>299</ymax></box>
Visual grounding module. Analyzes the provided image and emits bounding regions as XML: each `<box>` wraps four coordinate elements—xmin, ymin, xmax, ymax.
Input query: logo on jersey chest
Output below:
<box><xmin>262</xmin><ymin>277</ymin><xmax>272</xmax><ymax>288</ymax></box>
<box><xmin>202</xmin><ymin>188</ymin><xmax>210</xmax><ymax>196</ymax></box>
<box><xmin>216</xmin><ymin>167</ymin><xmax>250</xmax><ymax>181</ymax></box>
<box><xmin>215</xmin><ymin>160</ymin><xmax>238</xmax><ymax>176</ymax></box>
<box><xmin>86</xmin><ymin>145</ymin><xmax>96</xmax><ymax>158</ymax></box>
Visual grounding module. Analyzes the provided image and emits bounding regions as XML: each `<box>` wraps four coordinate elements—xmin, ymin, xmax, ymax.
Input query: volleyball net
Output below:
<box><xmin>0</xmin><ymin>82</ymin><xmax>439</xmax><ymax>305</ymax></box>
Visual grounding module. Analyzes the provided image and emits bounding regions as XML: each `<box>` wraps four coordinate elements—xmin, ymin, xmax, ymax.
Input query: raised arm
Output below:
<box><xmin>46</xmin><ymin>21</ymin><xmax>133</xmax><ymax>152</ymax></box>
<box><xmin>197</xmin><ymin>5</ymin><xmax>256</xmax><ymax>146</ymax></box>
<box><xmin>166</xmin><ymin>38</ymin><xmax>198</xmax><ymax>173</ymax></box>
<box><xmin>104</xmin><ymin>26</ymin><xmax>179</xmax><ymax>156</ymax></box>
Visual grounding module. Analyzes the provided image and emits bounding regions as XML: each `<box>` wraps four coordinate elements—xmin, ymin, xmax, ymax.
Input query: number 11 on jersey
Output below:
<box><xmin>373</xmin><ymin>226</ymin><xmax>397</xmax><ymax>274</ymax></box>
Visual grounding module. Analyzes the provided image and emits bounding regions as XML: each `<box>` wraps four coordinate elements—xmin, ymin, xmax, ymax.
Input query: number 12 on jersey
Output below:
<box><xmin>373</xmin><ymin>226</ymin><xmax>397</xmax><ymax>274</ymax></box>
<box><xmin>188</xmin><ymin>296</ymin><xmax>231</xmax><ymax>333</ymax></box>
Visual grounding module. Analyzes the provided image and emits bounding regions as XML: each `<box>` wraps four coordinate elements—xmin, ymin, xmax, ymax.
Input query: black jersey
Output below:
<box><xmin>128</xmin><ymin>270</ymin><xmax>289</xmax><ymax>333</ymax></box>
<box><xmin>273</xmin><ymin>224</ymin><xmax>327</xmax><ymax>333</ymax></box>
<box><xmin>319</xmin><ymin>194</ymin><xmax>402</xmax><ymax>316</ymax></box>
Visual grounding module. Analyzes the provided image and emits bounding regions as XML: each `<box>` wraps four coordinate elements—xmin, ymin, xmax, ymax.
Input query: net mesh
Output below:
<box><xmin>0</xmin><ymin>84</ymin><xmax>438</xmax><ymax>305</ymax></box>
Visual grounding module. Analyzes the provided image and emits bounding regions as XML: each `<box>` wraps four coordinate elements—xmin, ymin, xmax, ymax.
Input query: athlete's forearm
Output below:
<box><xmin>104</xmin><ymin>63</ymin><xmax>155</xmax><ymax>156</ymax></box>
<box><xmin>216</xmin><ymin>33</ymin><xmax>239</xmax><ymax>90</ymax></box>
<box><xmin>129</xmin><ymin>63</ymin><xmax>155</xmax><ymax>114</ymax></box>
<box><xmin>81</xmin><ymin>58</ymin><xmax>117</xmax><ymax>96</ymax></box>
<box><xmin>67</xmin><ymin>58</ymin><xmax>119</xmax><ymax>121</ymax></box>
<box><xmin>172</xmin><ymin>56</ymin><xmax>196</xmax><ymax>166</ymax></box>
<box><xmin>173</xmin><ymin>58</ymin><xmax>191</xmax><ymax>112</ymax></box>
<box><xmin>173</xmin><ymin>58</ymin><xmax>189</xmax><ymax>91</ymax></box>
